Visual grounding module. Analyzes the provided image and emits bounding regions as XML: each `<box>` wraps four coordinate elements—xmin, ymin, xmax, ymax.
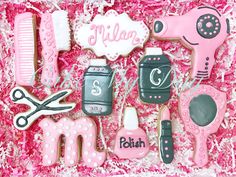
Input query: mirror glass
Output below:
<box><xmin>189</xmin><ymin>94</ymin><xmax>217</xmax><ymax>126</ymax></box>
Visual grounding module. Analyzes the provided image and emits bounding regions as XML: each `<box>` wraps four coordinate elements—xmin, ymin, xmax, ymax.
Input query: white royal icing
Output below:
<box><xmin>74</xmin><ymin>10</ymin><xmax>150</xmax><ymax>61</ymax></box>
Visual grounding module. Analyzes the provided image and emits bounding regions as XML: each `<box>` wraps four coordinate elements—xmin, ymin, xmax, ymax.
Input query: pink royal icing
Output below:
<box><xmin>160</xmin><ymin>106</ymin><xmax>170</xmax><ymax>121</ymax></box>
<box><xmin>153</xmin><ymin>6</ymin><xmax>230</xmax><ymax>80</ymax></box>
<box><xmin>14</xmin><ymin>12</ymin><xmax>36</xmax><ymax>86</ymax></box>
<box><xmin>40</xmin><ymin>13</ymin><xmax>59</xmax><ymax>86</ymax></box>
<box><xmin>179</xmin><ymin>84</ymin><xmax>227</xmax><ymax>167</ymax></box>
<box><xmin>88</xmin><ymin>23</ymin><xmax>140</xmax><ymax>47</ymax></box>
<box><xmin>114</xmin><ymin>128</ymin><xmax>149</xmax><ymax>159</ymax></box>
<box><xmin>114</xmin><ymin>107</ymin><xmax>149</xmax><ymax>159</ymax></box>
<box><xmin>39</xmin><ymin>117</ymin><xmax>106</xmax><ymax>167</ymax></box>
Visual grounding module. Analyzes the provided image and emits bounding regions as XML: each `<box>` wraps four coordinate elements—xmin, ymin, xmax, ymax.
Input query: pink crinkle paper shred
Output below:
<box><xmin>0</xmin><ymin>0</ymin><xmax>236</xmax><ymax>176</ymax></box>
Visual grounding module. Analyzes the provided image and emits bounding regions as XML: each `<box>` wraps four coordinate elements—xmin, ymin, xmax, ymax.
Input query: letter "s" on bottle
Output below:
<box><xmin>91</xmin><ymin>80</ymin><xmax>102</xmax><ymax>96</ymax></box>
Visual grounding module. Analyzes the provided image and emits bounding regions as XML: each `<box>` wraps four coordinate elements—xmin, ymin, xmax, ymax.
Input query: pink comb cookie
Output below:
<box><xmin>40</xmin><ymin>11</ymin><xmax>70</xmax><ymax>87</ymax></box>
<box><xmin>153</xmin><ymin>6</ymin><xmax>230</xmax><ymax>80</ymax></box>
<box><xmin>14</xmin><ymin>13</ymin><xmax>36</xmax><ymax>86</ymax></box>
<box><xmin>39</xmin><ymin>117</ymin><xmax>106</xmax><ymax>167</ymax></box>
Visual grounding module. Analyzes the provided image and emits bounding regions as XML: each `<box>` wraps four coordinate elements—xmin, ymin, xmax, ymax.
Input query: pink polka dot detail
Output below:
<box><xmin>39</xmin><ymin>117</ymin><xmax>106</xmax><ymax>167</ymax></box>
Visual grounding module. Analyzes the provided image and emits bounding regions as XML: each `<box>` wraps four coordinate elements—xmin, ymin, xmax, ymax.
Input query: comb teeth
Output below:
<box><xmin>14</xmin><ymin>13</ymin><xmax>36</xmax><ymax>86</ymax></box>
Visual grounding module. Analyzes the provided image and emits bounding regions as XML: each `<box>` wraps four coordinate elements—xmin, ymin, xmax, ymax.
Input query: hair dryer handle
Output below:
<box><xmin>191</xmin><ymin>47</ymin><xmax>215</xmax><ymax>80</ymax></box>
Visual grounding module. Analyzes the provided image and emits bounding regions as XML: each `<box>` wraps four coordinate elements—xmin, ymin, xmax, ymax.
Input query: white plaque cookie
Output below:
<box><xmin>75</xmin><ymin>10</ymin><xmax>150</xmax><ymax>61</ymax></box>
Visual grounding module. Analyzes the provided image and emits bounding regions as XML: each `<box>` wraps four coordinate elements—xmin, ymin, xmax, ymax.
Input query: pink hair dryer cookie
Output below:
<box><xmin>179</xmin><ymin>84</ymin><xmax>226</xmax><ymax>167</ymax></box>
<box><xmin>153</xmin><ymin>6</ymin><xmax>230</xmax><ymax>80</ymax></box>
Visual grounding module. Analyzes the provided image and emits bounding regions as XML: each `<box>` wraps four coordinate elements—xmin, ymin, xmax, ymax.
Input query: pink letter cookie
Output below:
<box><xmin>39</xmin><ymin>117</ymin><xmax>106</xmax><ymax>167</ymax></box>
<box><xmin>179</xmin><ymin>84</ymin><xmax>226</xmax><ymax>167</ymax></box>
<box><xmin>153</xmin><ymin>6</ymin><xmax>230</xmax><ymax>80</ymax></box>
<box><xmin>74</xmin><ymin>10</ymin><xmax>149</xmax><ymax>61</ymax></box>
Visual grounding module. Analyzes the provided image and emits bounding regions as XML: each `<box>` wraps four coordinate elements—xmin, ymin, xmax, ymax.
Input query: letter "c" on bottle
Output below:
<box><xmin>149</xmin><ymin>68</ymin><xmax>162</xmax><ymax>86</ymax></box>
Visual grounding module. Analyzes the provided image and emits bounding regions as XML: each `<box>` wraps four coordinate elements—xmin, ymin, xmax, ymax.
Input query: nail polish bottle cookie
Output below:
<box><xmin>114</xmin><ymin>107</ymin><xmax>149</xmax><ymax>159</ymax></box>
<box><xmin>139</xmin><ymin>47</ymin><xmax>171</xmax><ymax>104</ymax></box>
<box><xmin>82</xmin><ymin>59</ymin><xmax>113</xmax><ymax>116</ymax></box>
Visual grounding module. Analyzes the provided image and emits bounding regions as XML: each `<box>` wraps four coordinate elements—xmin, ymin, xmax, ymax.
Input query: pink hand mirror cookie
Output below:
<box><xmin>179</xmin><ymin>84</ymin><xmax>226</xmax><ymax>167</ymax></box>
<box><xmin>153</xmin><ymin>6</ymin><xmax>230</xmax><ymax>79</ymax></box>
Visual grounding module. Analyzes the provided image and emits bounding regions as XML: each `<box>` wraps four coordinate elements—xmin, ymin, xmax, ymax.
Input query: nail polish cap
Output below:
<box><xmin>123</xmin><ymin>107</ymin><xmax>139</xmax><ymax>130</ymax></box>
<box><xmin>146</xmin><ymin>47</ymin><xmax>163</xmax><ymax>55</ymax></box>
<box><xmin>90</xmin><ymin>59</ymin><xmax>107</xmax><ymax>66</ymax></box>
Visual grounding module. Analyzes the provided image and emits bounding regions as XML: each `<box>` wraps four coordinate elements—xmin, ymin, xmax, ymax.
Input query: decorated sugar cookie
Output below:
<box><xmin>39</xmin><ymin>117</ymin><xmax>106</xmax><ymax>167</ymax></box>
<box><xmin>40</xmin><ymin>10</ymin><xmax>71</xmax><ymax>86</ymax></box>
<box><xmin>179</xmin><ymin>84</ymin><xmax>226</xmax><ymax>167</ymax></box>
<box><xmin>114</xmin><ymin>107</ymin><xmax>149</xmax><ymax>159</ymax></box>
<box><xmin>139</xmin><ymin>47</ymin><xmax>171</xmax><ymax>103</ymax></box>
<box><xmin>75</xmin><ymin>10</ymin><xmax>149</xmax><ymax>61</ymax></box>
<box><xmin>159</xmin><ymin>106</ymin><xmax>174</xmax><ymax>164</ymax></box>
<box><xmin>14</xmin><ymin>12</ymin><xmax>37</xmax><ymax>86</ymax></box>
<box><xmin>82</xmin><ymin>59</ymin><xmax>113</xmax><ymax>115</ymax></box>
<box><xmin>153</xmin><ymin>6</ymin><xmax>230</xmax><ymax>80</ymax></box>
<box><xmin>10</xmin><ymin>87</ymin><xmax>75</xmax><ymax>130</ymax></box>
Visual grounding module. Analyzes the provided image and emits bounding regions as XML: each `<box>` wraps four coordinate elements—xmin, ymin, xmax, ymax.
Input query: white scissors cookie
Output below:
<box><xmin>10</xmin><ymin>87</ymin><xmax>75</xmax><ymax>130</ymax></box>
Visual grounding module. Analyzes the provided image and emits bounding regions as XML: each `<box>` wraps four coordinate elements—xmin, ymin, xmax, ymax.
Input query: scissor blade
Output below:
<box><xmin>46</xmin><ymin>105</ymin><xmax>74</xmax><ymax>111</ymax></box>
<box><xmin>41</xmin><ymin>103</ymin><xmax>76</xmax><ymax>115</ymax></box>
<box><xmin>42</xmin><ymin>90</ymin><xmax>69</xmax><ymax>106</ymax></box>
